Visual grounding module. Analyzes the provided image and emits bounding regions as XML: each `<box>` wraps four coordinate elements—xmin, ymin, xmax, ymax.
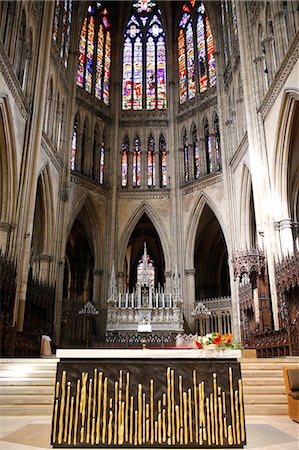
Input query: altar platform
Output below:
<box><xmin>51</xmin><ymin>349</ymin><xmax>246</xmax><ymax>448</ymax></box>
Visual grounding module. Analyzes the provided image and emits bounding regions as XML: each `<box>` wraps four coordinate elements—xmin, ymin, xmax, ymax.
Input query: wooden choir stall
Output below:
<box><xmin>51</xmin><ymin>348</ymin><xmax>246</xmax><ymax>448</ymax></box>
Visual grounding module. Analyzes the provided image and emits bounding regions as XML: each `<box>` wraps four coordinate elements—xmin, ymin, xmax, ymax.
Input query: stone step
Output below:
<box><xmin>243</xmin><ymin>403</ymin><xmax>289</xmax><ymax>415</ymax></box>
<box><xmin>0</xmin><ymin>385</ymin><xmax>54</xmax><ymax>395</ymax></box>
<box><xmin>0</xmin><ymin>404</ymin><xmax>53</xmax><ymax>416</ymax></box>
<box><xmin>0</xmin><ymin>369</ymin><xmax>56</xmax><ymax>379</ymax></box>
<box><xmin>242</xmin><ymin>377</ymin><xmax>284</xmax><ymax>386</ymax></box>
<box><xmin>242</xmin><ymin>385</ymin><xmax>286</xmax><ymax>394</ymax></box>
<box><xmin>241</xmin><ymin>369</ymin><xmax>284</xmax><ymax>378</ymax></box>
<box><xmin>240</xmin><ymin>363</ymin><xmax>298</xmax><ymax>370</ymax></box>
<box><xmin>243</xmin><ymin>394</ymin><xmax>287</xmax><ymax>404</ymax></box>
<box><xmin>0</xmin><ymin>394</ymin><xmax>53</xmax><ymax>405</ymax></box>
<box><xmin>0</xmin><ymin>377</ymin><xmax>56</xmax><ymax>386</ymax></box>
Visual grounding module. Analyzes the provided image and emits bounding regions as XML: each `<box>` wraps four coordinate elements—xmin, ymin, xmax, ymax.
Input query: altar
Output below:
<box><xmin>51</xmin><ymin>349</ymin><xmax>246</xmax><ymax>448</ymax></box>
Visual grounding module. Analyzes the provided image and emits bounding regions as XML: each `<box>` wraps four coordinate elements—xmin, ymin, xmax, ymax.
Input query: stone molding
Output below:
<box><xmin>0</xmin><ymin>221</ymin><xmax>15</xmax><ymax>232</ymax></box>
<box><xmin>228</xmin><ymin>133</ymin><xmax>248</xmax><ymax>172</ymax></box>
<box><xmin>118</xmin><ymin>189</ymin><xmax>170</xmax><ymax>200</ymax></box>
<box><xmin>181</xmin><ymin>173</ymin><xmax>223</xmax><ymax>195</ymax></box>
<box><xmin>185</xmin><ymin>268</ymin><xmax>196</xmax><ymax>276</ymax></box>
<box><xmin>0</xmin><ymin>43</ymin><xmax>29</xmax><ymax>121</ymax></box>
<box><xmin>76</xmin><ymin>86</ymin><xmax>112</xmax><ymax>121</ymax></box>
<box><xmin>259</xmin><ymin>31</ymin><xmax>299</xmax><ymax>120</ymax></box>
<box><xmin>41</xmin><ymin>134</ymin><xmax>63</xmax><ymax>172</ymax></box>
<box><xmin>177</xmin><ymin>93</ymin><xmax>217</xmax><ymax>123</ymax></box>
<box><xmin>70</xmin><ymin>173</ymin><xmax>107</xmax><ymax>196</ymax></box>
<box><xmin>50</xmin><ymin>47</ymin><xmax>71</xmax><ymax>95</ymax></box>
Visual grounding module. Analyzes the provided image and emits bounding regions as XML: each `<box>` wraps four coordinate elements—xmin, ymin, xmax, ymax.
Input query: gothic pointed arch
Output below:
<box><xmin>117</xmin><ymin>202</ymin><xmax>171</xmax><ymax>276</ymax></box>
<box><xmin>0</xmin><ymin>98</ymin><xmax>17</xmax><ymax>227</ymax></box>
<box><xmin>239</xmin><ymin>163</ymin><xmax>257</xmax><ymax>249</ymax></box>
<box><xmin>35</xmin><ymin>164</ymin><xmax>55</xmax><ymax>257</ymax></box>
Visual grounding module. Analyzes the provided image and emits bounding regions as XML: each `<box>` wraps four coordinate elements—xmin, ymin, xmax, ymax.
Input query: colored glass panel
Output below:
<box><xmin>99</xmin><ymin>141</ymin><xmax>105</xmax><ymax>184</ymax></box>
<box><xmin>146</xmin><ymin>37</ymin><xmax>156</xmax><ymax>109</ymax></box>
<box><xmin>121</xmin><ymin>137</ymin><xmax>129</xmax><ymax>187</ymax></box>
<box><xmin>103</xmin><ymin>30</ymin><xmax>111</xmax><ymax>104</ymax></box>
<box><xmin>157</xmin><ymin>37</ymin><xmax>166</xmax><ymax>109</ymax></box>
<box><xmin>178</xmin><ymin>28</ymin><xmax>187</xmax><ymax>103</ymax></box>
<box><xmin>194</xmin><ymin>139</ymin><xmax>200</xmax><ymax>178</ymax></box>
<box><xmin>133</xmin><ymin>0</ymin><xmax>156</xmax><ymax>13</ymax></box>
<box><xmin>85</xmin><ymin>15</ymin><xmax>95</xmax><ymax>93</ymax></box>
<box><xmin>77</xmin><ymin>17</ymin><xmax>87</xmax><ymax>87</ymax></box>
<box><xmin>60</xmin><ymin>1</ymin><xmax>67</xmax><ymax>58</ymax></box>
<box><xmin>205</xmin><ymin>123</ymin><xmax>212</xmax><ymax>174</ymax></box>
<box><xmin>186</xmin><ymin>21</ymin><xmax>195</xmax><ymax>99</ymax></box>
<box><xmin>95</xmin><ymin>24</ymin><xmax>104</xmax><ymax>100</ymax></box>
<box><xmin>159</xmin><ymin>135</ymin><xmax>167</xmax><ymax>187</ymax></box>
<box><xmin>147</xmin><ymin>136</ymin><xmax>155</xmax><ymax>186</ymax></box>
<box><xmin>197</xmin><ymin>14</ymin><xmax>207</xmax><ymax>92</ymax></box>
<box><xmin>133</xmin><ymin>137</ymin><xmax>141</xmax><ymax>186</ymax></box>
<box><xmin>206</xmin><ymin>16</ymin><xmax>216</xmax><ymax>87</ymax></box>
<box><xmin>183</xmin><ymin>132</ymin><xmax>189</xmax><ymax>182</ymax></box>
<box><xmin>133</xmin><ymin>37</ymin><xmax>142</xmax><ymax>110</ymax></box>
<box><xmin>122</xmin><ymin>38</ymin><xmax>133</xmax><ymax>110</ymax></box>
<box><xmin>71</xmin><ymin>126</ymin><xmax>77</xmax><ymax>171</ymax></box>
<box><xmin>64</xmin><ymin>0</ymin><xmax>72</xmax><ymax>67</ymax></box>
<box><xmin>53</xmin><ymin>1</ymin><xmax>60</xmax><ymax>41</ymax></box>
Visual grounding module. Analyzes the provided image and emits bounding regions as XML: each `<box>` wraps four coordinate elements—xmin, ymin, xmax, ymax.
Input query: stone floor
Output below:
<box><xmin>0</xmin><ymin>415</ymin><xmax>298</xmax><ymax>450</ymax></box>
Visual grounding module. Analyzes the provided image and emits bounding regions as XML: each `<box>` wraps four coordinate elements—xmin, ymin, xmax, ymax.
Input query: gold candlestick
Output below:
<box><xmin>224</xmin><ymin>417</ymin><xmax>228</xmax><ymax>438</ymax></box>
<box><xmin>134</xmin><ymin>410</ymin><xmax>138</xmax><ymax>446</ymax></box>
<box><xmin>210</xmin><ymin>393</ymin><xmax>215</xmax><ymax>444</ymax></box>
<box><xmin>143</xmin><ymin>393</ymin><xmax>146</xmax><ymax>443</ymax></box>
<box><xmin>138</xmin><ymin>384</ymin><xmax>142</xmax><ymax>445</ymax></box>
<box><xmin>228</xmin><ymin>424</ymin><xmax>233</xmax><ymax>445</ymax></box>
<box><xmin>229</xmin><ymin>367</ymin><xmax>236</xmax><ymax>444</ymax></box>
<box><xmin>108</xmin><ymin>410</ymin><xmax>113</xmax><ymax>445</ymax></box>
<box><xmin>206</xmin><ymin>397</ymin><xmax>211</xmax><ymax>446</ymax></box>
<box><xmin>114</xmin><ymin>381</ymin><xmax>119</xmax><ymax>445</ymax></box>
<box><xmin>213</xmin><ymin>373</ymin><xmax>218</xmax><ymax>445</ymax></box>
<box><xmin>199</xmin><ymin>427</ymin><xmax>203</xmax><ymax>446</ymax></box>
<box><xmin>238</xmin><ymin>379</ymin><xmax>245</xmax><ymax>442</ymax></box>
<box><xmin>183</xmin><ymin>392</ymin><xmax>188</xmax><ymax>444</ymax></box>
<box><xmin>201</xmin><ymin>381</ymin><xmax>206</xmax><ymax>428</ymax></box>
<box><xmin>167</xmin><ymin>367</ymin><xmax>171</xmax><ymax>443</ymax></box>
<box><xmin>158</xmin><ymin>412</ymin><xmax>162</xmax><ymax>444</ymax></box>
<box><xmin>218</xmin><ymin>396</ymin><xmax>223</xmax><ymax>445</ymax></box>
<box><xmin>86</xmin><ymin>379</ymin><xmax>92</xmax><ymax>443</ymax></box>
<box><xmin>193</xmin><ymin>370</ymin><xmax>198</xmax><ymax>443</ymax></box>
<box><xmin>119</xmin><ymin>401</ymin><xmax>125</xmax><ymax>444</ymax></box>
<box><xmin>64</xmin><ymin>381</ymin><xmax>71</xmax><ymax>442</ymax></box>
<box><xmin>188</xmin><ymin>388</ymin><xmax>193</xmax><ymax>443</ymax></box>
<box><xmin>146</xmin><ymin>418</ymin><xmax>150</xmax><ymax>442</ymax></box>
<box><xmin>175</xmin><ymin>404</ymin><xmax>180</xmax><ymax>443</ymax></box>
<box><xmin>150</xmin><ymin>379</ymin><xmax>154</xmax><ymax>444</ymax></box>
<box><xmin>125</xmin><ymin>372</ymin><xmax>130</xmax><ymax>443</ymax></box>
<box><xmin>235</xmin><ymin>390</ymin><xmax>241</xmax><ymax>444</ymax></box>
<box><xmin>179</xmin><ymin>375</ymin><xmax>183</xmax><ymax>429</ymax></box>
<box><xmin>55</xmin><ymin>381</ymin><xmax>60</xmax><ymax>399</ymax></box>
<box><xmin>53</xmin><ymin>399</ymin><xmax>58</xmax><ymax>444</ymax></box>
<box><xmin>163</xmin><ymin>408</ymin><xmax>167</xmax><ymax>442</ymax></box>
<box><xmin>58</xmin><ymin>371</ymin><xmax>66</xmax><ymax>445</ymax></box>
<box><xmin>129</xmin><ymin>395</ymin><xmax>134</xmax><ymax>444</ymax></box>
<box><xmin>171</xmin><ymin>369</ymin><xmax>175</xmax><ymax>445</ymax></box>
<box><xmin>80</xmin><ymin>372</ymin><xmax>88</xmax><ymax>444</ymax></box>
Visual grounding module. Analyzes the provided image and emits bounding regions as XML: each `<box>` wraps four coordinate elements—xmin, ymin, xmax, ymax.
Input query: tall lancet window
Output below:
<box><xmin>77</xmin><ymin>2</ymin><xmax>111</xmax><ymax>104</ymax></box>
<box><xmin>99</xmin><ymin>138</ymin><xmax>105</xmax><ymax>184</ymax></box>
<box><xmin>122</xmin><ymin>0</ymin><xmax>167</xmax><ymax>110</ymax></box>
<box><xmin>133</xmin><ymin>135</ymin><xmax>141</xmax><ymax>187</ymax></box>
<box><xmin>147</xmin><ymin>135</ymin><xmax>155</xmax><ymax>187</ymax></box>
<box><xmin>204</xmin><ymin>119</ymin><xmax>212</xmax><ymax>174</ymax></box>
<box><xmin>52</xmin><ymin>0</ymin><xmax>73</xmax><ymax>67</ymax></box>
<box><xmin>183</xmin><ymin>130</ymin><xmax>189</xmax><ymax>182</ymax></box>
<box><xmin>71</xmin><ymin>114</ymin><xmax>79</xmax><ymax>171</ymax></box>
<box><xmin>178</xmin><ymin>1</ymin><xmax>216</xmax><ymax>104</ymax></box>
<box><xmin>192</xmin><ymin>125</ymin><xmax>200</xmax><ymax>178</ymax></box>
<box><xmin>121</xmin><ymin>136</ymin><xmax>130</xmax><ymax>187</ymax></box>
<box><xmin>159</xmin><ymin>134</ymin><xmax>167</xmax><ymax>187</ymax></box>
<box><xmin>214</xmin><ymin>113</ymin><xmax>221</xmax><ymax>171</ymax></box>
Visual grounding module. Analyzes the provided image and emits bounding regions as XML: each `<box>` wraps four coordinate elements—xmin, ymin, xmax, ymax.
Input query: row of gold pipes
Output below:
<box><xmin>52</xmin><ymin>366</ymin><xmax>245</xmax><ymax>446</ymax></box>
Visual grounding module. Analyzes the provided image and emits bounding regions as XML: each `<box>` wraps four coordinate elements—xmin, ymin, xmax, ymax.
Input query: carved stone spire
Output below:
<box><xmin>140</xmin><ymin>242</ymin><xmax>150</xmax><ymax>287</ymax></box>
<box><xmin>107</xmin><ymin>263</ymin><xmax>117</xmax><ymax>304</ymax></box>
<box><xmin>173</xmin><ymin>266</ymin><xmax>182</xmax><ymax>305</ymax></box>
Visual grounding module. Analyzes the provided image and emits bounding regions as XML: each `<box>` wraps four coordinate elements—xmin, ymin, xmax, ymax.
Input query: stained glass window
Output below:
<box><xmin>71</xmin><ymin>115</ymin><xmax>79</xmax><ymax>171</ymax></box>
<box><xmin>204</xmin><ymin>119</ymin><xmax>212</xmax><ymax>174</ymax></box>
<box><xmin>183</xmin><ymin>130</ymin><xmax>189</xmax><ymax>182</ymax></box>
<box><xmin>121</xmin><ymin>136</ymin><xmax>129</xmax><ymax>187</ymax></box>
<box><xmin>192</xmin><ymin>125</ymin><xmax>200</xmax><ymax>178</ymax></box>
<box><xmin>147</xmin><ymin>135</ymin><xmax>155</xmax><ymax>186</ymax></box>
<box><xmin>122</xmin><ymin>2</ymin><xmax>166</xmax><ymax>110</ymax></box>
<box><xmin>178</xmin><ymin>1</ymin><xmax>216</xmax><ymax>103</ymax></box>
<box><xmin>159</xmin><ymin>134</ymin><xmax>167</xmax><ymax>187</ymax></box>
<box><xmin>52</xmin><ymin>1</ymin><xmax>72</xmax><ymax>67</ymax></box>
<box><xmin>133</xmin><ymin>136</ymin><xmax>141</xmax><ymax>187</ymax></box>
<box><xmin>98</xmin><ymin>139</ymin><xmax>105</xmax><ymax>184</ymax></box>
<box><xmin>77</xmin><ymin>3</ymin><xmax>111</xmax><ymax>105</ymax></box>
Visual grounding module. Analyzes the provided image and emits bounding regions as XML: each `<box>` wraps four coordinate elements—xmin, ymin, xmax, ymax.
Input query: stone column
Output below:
<box><xmin>262</xmin><ymin>36</ymin><xmax>276</xmax><ymax>82</ymax></box>
<box><xmin>184</xmin><ymin>268</ymin><xmax>196</xmax><ymax>332</ymax></box>
<box><xmin>279</xmin><ymin>219</ymin><xmax>294</xmax><ymax>256</ymax></box>
<box><xmin>273</xmin><ymin>9</ymin><xmax>288</xmax><ymax>63</ymax></box>
<box><xmin>0</xmin><ymin>222</ymin><xmax>13</xmax><ymax>253</ymax></box>
<box><xmin>93</xmin><ymin>269</ymin><xmax>103</xmax><ymax>309</ymax></box>
<box><xmin>164</xmin><ymin>271</ymin><xmax>171</xmax><ymax>292</ymax></box>
<box><xmin>38</xmin><ymin>254</ymin><xmax>52</xmax><ymax>283</ymax></box>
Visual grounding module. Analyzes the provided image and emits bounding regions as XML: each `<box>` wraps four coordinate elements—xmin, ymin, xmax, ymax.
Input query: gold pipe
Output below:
<box><xmin>155</xmin><ymin>420</ymin><xmax>158</xmax><ymax>443</ymax></box>
<box><xmin>218</xmin><ymin>396</ymin><xmax>223</xmax><ymax>445</ymax></box>
<box><xmin>183</xmin><ymin>392</ymin><xmax>188</xmax><ymax>444</ymax></box>
<box><xmin>199</xmin><ymin>427</ymin><xmax>203</xmax><ymax>446</ymax></box>
<box><xmin>58</xmin><ymin>370</ymin><xmax>66</xmax><ymax>445</ymax></box>
<box><xmin>108</xmin><ymin>410</ymin><xmax>113</xmax><ymax>445</ymax></box>
<box><xmin>158</xmin><ymin>399</ymin><xmax>162</xmax><ymax>414</ymax></box>
<box><xmin>125</xmin><ymin>372</ymin><xmax>130</xmax><ymax>443</ymax></box>
<box><xmin>224</xmin><ymin>417</ymin><xmax>228</xmax><ymax>438</ymax></box>
<box><xmin>238</xmin><ymin>379</ymin><xmax>245</xmax><ymax>442</ymax></box>
<box><xmin>180</xmin><ymin>427</ymin><xmax>183</xmax><ymax>445</ymax></box>
<box><xmin>175</xmin><ymin>404</ymin><xmax>180</xmax><ymax>443</ymax></box>
<box><xmin>96</xmin><ymin>371</ymin><xmax>103</xmax><ymax>444</ymax></box>
<box><xmin>86</xmin><ymin>379</ymin><xmax>92</xmax><ymax>443</ymax></box>
<box><xmin>143</xmin><ymin>393</ymin><xmax>146</xmax><ymax>443</ymax></box>
<box><xmin>163</xmin><ymin>393</ymin><xmax>166</xmax><ymax>407</ymax></box>
<box><xmin>193</xmin><ymin>370</ymin><xmax>198</xmax><ymax>443</ymax></box>
<box><xmin>114</xmin><ymin>381</ymin><xmax>119</xmax><ymax>445</ymax></box>
<box><xmin>119</xmin><ymin>369</ymin><xmax>123</xmax><ymax>390</ymax></box>
<box><xmin>158</xmin><ymin>412</ymin><xmax>162</xmax><ymax>444</ymax></box>
<box><xmin>91</xmin><ymin>418</ymin><xmax>95</xmax><ymax>445</ymax></box>
<box><xmin>210</xmin><ymin>393</ymin><xmax>214</xmax><ymax>444</ymax></box>
<box><xmin>206</xmin><ymin>397</ymin><xmax>211</xmax><ymax>446</ymax></box>
<box><xmin>213</xmin><ymin>373</ymin><xmax>218</xmax><ymax>445</ymax></box>
<box><xmin>150</xmin><ymin>379</ymin><xmax>154</xmax><ymax>444</ymax></box>
<box><xmin>138</xmin><ymin>384</ymin><xmax>142</xmax><ymax>445</ymax></box>
<box><xmin>171</xmin><ymin>369</ymin><xmax>175</xmax><ymax>445</ymax></box>
<box><xmin>188</xmin><ymin>388</ymin><xmax>193</xmax><ymax>443</ymax></box>
<box><xmin>202</xmin><ymin>381</ymin><xmax>206</xmax><ymax>428</ymax></box>
<box><xmin>64</xmin><ymin>381</ymin><xmax>71</xmax><ymax>442</ymax></box>
<box><xmin>80</xmin><ymin>372</ymin><xmax>88</xmax><ymax>444</ymax></box>
<box><xmin>134</xmin><ymin>410</ymin><xmax>138</xmax><ymax>446</ymax></box>
<box><xmin>235</xmin><ymin>390</ymin><xmax>241</xmax><ymax>444</ymax></box>
<box><xmin>68</xmin><ymin>396</ymin><xmax>74</xmax><ymax>445</ymax></box>
<box><xmin>162</xmin><ymin>408</ymin><xmax>167</xmax><ymax>442</ymax></box>
<box><xmin>167</xmin><ymin>367</ymin><xmax>171</xmax><ymax>443</ymax></box>
<box><xmin>118</xmin><ymin>400</ymin><xmax>122</xmax><ymax>444</ymax></box>
<box><xmin>229</xmin><ymin>367</ymin><xmax>236</xmax><ymax>444</ymax></box>
<box><xmin>146</xmin><ymin>403</ymin><xmax>149</xmax><ymax>419</ymax></box>
<box><xmin>228</xmin><ymin>424</ymin><xmax>233</xmax><ymax>445</ymax></box>
<box><xmin>129</xmin><ymin>395</ymin><xmax>134</xmax><ymax>444</ymax></box>
<box><xmin>198</xmin><ymin>382</ymin><xmax>202</xmax><ymax>429</ymax></box>
<box><xmin>93</xmin><ymin>369</ymin><xmax>97</xmax><ymax>419</ymax></box>
<box><xmin>52</xmin><ymin>399</ymin><xmax>58</xmax><ymax>444</ymax></box>
<box><xmin>73</xmin><ymin>378</ymin><xmax>80</xmax><ymax>446</ymax></box>
<box><xmin>55</xmin><ymin>381</ymin><xmax>60</xmax><ymax>399</ymax></box>
<box><xmin>179</xmin><ymin>375</ymin><xmax>183</xmax><ymax>430</ymax></box>
<box><xmin>119</xmin><ymin>401</ymin><xmax>125</xmax><ymax>444</ymax></box>
<box><xmin>146</xmin><ymin>418</ymin><xmax>150</xmax><ymax>442</ymax></box>
<box><xmin>222</xmin><ymin>391</ymin><xmax>226</xmax><ymax>414</ymax></box>
<box><xmin>102</xmin><ymin>377</ymin><xmax>108</xmax><ymax>444</ymax></box>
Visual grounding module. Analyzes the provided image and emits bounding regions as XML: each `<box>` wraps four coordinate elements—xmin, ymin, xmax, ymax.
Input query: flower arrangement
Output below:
<box><xmin>194</xmin><ymin>332</ymin><xmax>242</xmax><ymax>350</ymax></box>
